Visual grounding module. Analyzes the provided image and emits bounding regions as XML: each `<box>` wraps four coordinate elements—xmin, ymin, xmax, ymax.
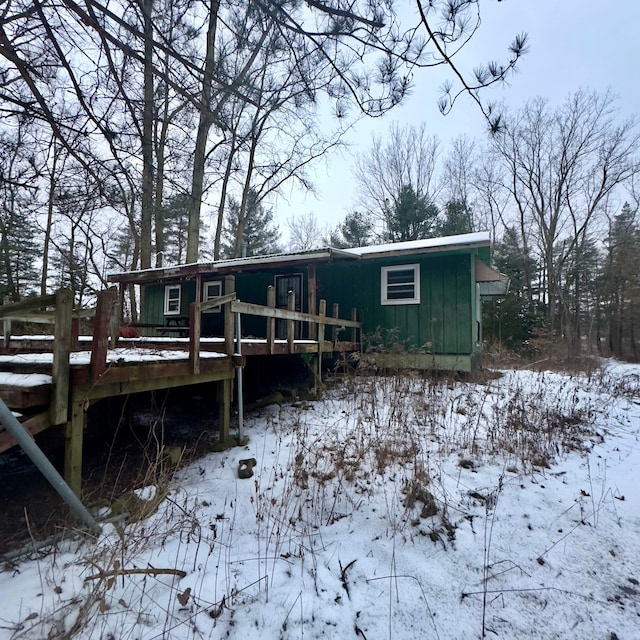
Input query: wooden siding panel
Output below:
<box><xmin>430</xmin><ymin>263</ymin><xmax>444</xmax><ymax>353</ymax></box>
<box><xmin>456</xmin><ymin>256</ymin><xmax>472</xmax><ymax>354</ymax></box>
<box><xmin>143</xmin><ymin>284</ymin><xmax>164</xmax><ymax>325</ymax></box>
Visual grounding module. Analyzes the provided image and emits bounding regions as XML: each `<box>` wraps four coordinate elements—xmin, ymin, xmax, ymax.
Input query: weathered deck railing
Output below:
<box><xmin>0</xmin><ymin>288</ymin><xmax>124</xmax><ymax>425</ymax></box>
<box><xmin>0</xmin><ymin>289</ymin><xmax>76</xmax><ymax>425</ymax></box>
<box><xmin>188</xmin><ymin>284</ymin><xmax>362</xmax><ymax>378</ymax></box>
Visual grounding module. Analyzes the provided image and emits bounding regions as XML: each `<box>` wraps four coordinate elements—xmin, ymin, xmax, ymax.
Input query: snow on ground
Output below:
<box><xmin>0</xmin><ymin>361</ymin><xmax>639</xmax><ymax>640</ymax></box>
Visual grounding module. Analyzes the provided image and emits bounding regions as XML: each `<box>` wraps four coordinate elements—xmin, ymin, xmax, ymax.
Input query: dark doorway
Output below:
<box><xmin>275</xmin><ymin>273</ymin><xmax>303</xmax><ymax>339</ymax></box>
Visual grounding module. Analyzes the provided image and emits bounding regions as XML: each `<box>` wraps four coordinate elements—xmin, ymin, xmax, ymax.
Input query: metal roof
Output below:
<box><xmin>108</xmin><ymin>233</ymin><xmax>492</xmax><ymax>285</ymax></box>
<box><xmin>108</xmin><ymin>247</ymin><xmax>357</xmax><ymax>284</ymax></box>
<box><xmin>343</xmin><ymin>232</ymin><xmax>490</xmax><ymax>259</ymax></box>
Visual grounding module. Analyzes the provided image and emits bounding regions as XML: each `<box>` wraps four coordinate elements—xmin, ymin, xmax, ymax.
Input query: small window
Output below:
<box><xmin>203</xmin><ymin>280</ymin><xmax>223</xmax><ymax>313</ymax></box>
<box><xmin>164</xmin><ymin>285</ymin><xmax>181</xmax><ymax>315</ymax></box>
<box><xmin>381</xmin><ymin>264</ymin><xmax>420</xmax><ymax>305</ymax></box>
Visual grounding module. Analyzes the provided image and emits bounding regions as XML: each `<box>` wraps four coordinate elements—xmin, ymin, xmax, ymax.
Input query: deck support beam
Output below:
<box><xmin>287</xmin><ymin>291</ymin><xmax>295</xmax><ymax>353</ymax></box>
<box><xmin>266</xmin><ymin>285</ymin><xmax>275</xmax><ymax>354</ymax></box>
<box><xmin>224</xmin><ymin>276</ymin><xmax>235</xmax><ymax>355</ymax></box>
<box><xmin>217</xmin><ymin>377</ymin><xmax>232</xmax><ymax>443</ymax></box>
<box><xmin>317</xmin><ymin>299</ymin><xmax>326</xmax><ymax>385</ymax></box>
<box><xmin>308</xmin><ymin>264</ymin><xmax>317</xmax><ymax>340</ymax></box>
<box><xmin>51</xmin><ymin>288</ymin><xmax>73</xmax><ymax>425</ymax></box>
<box><xmin>65</xmin><ymin>399</ymin><xmax>85</xmax><ymax>497</ymax></box>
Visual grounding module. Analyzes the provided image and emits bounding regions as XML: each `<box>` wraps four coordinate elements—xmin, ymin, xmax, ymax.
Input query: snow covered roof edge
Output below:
<box><xmin>108</xmin><ymin>232</ymin><xmax>491</xmax><ymax>283</ymax></box>
<box><xmin>343</xmin><ymin>232</ymin><xmax>490</xmax><ymax>257</ymax></box>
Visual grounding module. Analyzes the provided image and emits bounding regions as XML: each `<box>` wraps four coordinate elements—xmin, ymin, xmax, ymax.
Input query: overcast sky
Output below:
<box><xmin>272</xmin><ymin>0</ymin><xmax>640</xmax><ymax>234</ymax></box>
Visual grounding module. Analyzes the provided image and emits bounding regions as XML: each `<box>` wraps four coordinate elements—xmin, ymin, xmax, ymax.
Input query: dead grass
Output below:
<box><xmin>3</xmin><ymin>363</ymin><xmax>627</xmax><ymax>639</ymax></box>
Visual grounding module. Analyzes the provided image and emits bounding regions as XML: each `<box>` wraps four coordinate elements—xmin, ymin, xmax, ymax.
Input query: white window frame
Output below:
<box><xmin>164</xmin><ymin>284</ymin><xmax>182</xmax><ymax>315</ymax></box>
<box><xmin>381</xmin><ymin>264</ymin><xmax>420</xmax><ymax>305</ymax></box>
<box><xmin>203</xmin><ymin>280</ymin><xmax>223</xmax><ymax>313</ymax></box>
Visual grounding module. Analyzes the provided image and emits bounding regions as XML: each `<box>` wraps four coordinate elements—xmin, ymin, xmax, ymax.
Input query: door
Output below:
<box><xmin>275</xmin><ymin>273</ymin><xmax>303</xmax><ymax>339</ymax></box>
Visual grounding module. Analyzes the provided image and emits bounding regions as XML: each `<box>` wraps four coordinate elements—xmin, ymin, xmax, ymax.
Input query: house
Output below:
<box><xmin>108</xmin><ymin>232</ymin><xmax>507</xmax><ymax>372</ymax></box>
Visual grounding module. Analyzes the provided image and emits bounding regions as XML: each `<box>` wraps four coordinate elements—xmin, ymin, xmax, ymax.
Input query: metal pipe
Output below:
<box><xmin>0</xmin><ymin>399</ymin><xmax>102</xmax><ymax>535</ymax></box>
<box><xmin>234</xmin><ymin>310</ymin><xmax>244</xmax><ymax>442</ymax></box>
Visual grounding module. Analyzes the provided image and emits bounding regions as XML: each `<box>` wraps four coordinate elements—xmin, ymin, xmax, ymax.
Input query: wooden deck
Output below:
<box><xmin>0</xmin><ymin>287</ymin><xmax>362</xmax><ymax>497</ymax></box>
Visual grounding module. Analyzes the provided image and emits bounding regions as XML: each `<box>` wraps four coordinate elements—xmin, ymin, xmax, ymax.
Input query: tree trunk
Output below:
<box><xmin>233</xmin><ymin>133</ymin><xmax>260</xmax><ymax>258</ymax></box>
<box><xmin>187</xmin><ymin>0</ymin><xmax>220</xmax><ymax>263</ymax></box>
<box><xmin>214</xmin><ymin>133</ymin><xmax>237</xmax><ymax>260</ymax></box>
<box><xmin>41</xmin><ymin>140</ymin><xmax>58</xmax><ymax>296</ymax></box>
<box><xmin>140</xmin><ymin>0</ymin><xmax>155</xmax><ymax>271</ymax></box>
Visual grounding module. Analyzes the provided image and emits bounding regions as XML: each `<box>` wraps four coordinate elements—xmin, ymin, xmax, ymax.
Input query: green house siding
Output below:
<box><xmin>317</xmin><ymin>252</ymin><xmax>475</xmax><ymax>357</ymax></box>
<box><xmin>143</xmin><ymin>281</ymin><xmax>197</xmax><ymax>322</ymax></box>
<box><xmin>142</xmin><ymin>266</ymin><xmax>314</xmax><ymax>337</ymax></box>
<box><xmin>138</xmin><ymin>247</ymin><xmax>485</xmax><ymax>363</ymax></box>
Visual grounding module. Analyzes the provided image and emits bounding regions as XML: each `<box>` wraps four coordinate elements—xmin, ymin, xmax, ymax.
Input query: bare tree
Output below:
<box><xmin>492</xmin><ymin>89</ymin><xmax>640</xmax><ymax>336</ymax></box>
<box><xmin>442</xmin><ymin>135</ymin><xmax>476</xmax><ymax>206</ymax></box>
<box><xmin>353</xmin><ymin>122</ymin><xmax>441</xmax><ymax>236</ymax></box>
<box><xmin>287</xmin><ymin>212</ymin><xmax>328</xmax><ymax>252</ymax></box>
<box><xmin>0</xmin><ymin>0</ymin><xmax>526</xmax><ymax>278</ymax></box>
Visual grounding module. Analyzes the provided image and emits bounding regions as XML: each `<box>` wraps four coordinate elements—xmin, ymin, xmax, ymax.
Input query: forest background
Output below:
<box><xmin>1</xmin><ymin>0</ymin><xmax>639</xmax><ymax>361</ymax></box>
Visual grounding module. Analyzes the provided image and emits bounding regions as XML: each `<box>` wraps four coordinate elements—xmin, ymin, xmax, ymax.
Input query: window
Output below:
<box><xmin>381</xmin><ymin>264</ymin><xmax>420</xmax><ymax>305</ymax></box>
<box><xmin>203</xmin><ymin>280</ymin><xmax>223</xmax><ymax>313</ymax></box>
<box><xmin>164</xmin><ymin>285</ymin><xmax>181</xmax><ymax>315</ymax></box>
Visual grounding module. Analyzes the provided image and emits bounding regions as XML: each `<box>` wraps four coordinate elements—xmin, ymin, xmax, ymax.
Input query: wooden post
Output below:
<box><xmin>2</xmin><ymin>321</ymin><xmax>9</xmax><ymax>350</ymax></box>
<box><xmin>90</xmin><ymin>289</ymin><xmax>118</xmax><ymax>384</ymax></box>
<box><xmin>189</xmin><ymin>301</ymin><xmax>201</xmax><ymax>375</ymax></box>
<box><xmin>266</xmin><ymin>285</ymin><xmax>275</xmax><ymax>354</ymax></box>
<box><xmin>332</xmin><ymin>302</ymin><xmax>339</xmax><ymax>347</ymax></box>
<box><xmin>2</xmin><ymin>295</ymin><xmax>10</xmax><ymax>349</ymax></box>
<box><xmin>195</xmin><ymin>274</ymin><xmax>202</xmax><ymax>305</ymax></box>
<box><xmin>308</xmin><ymin>264</ymin><xmax>317</xmax><ymax>340</ymax></box>
<box><xmin>317</xmin><ymin>299</ymin><xmax>326</xmax><ymax>382</ymax></box>
<box><xmin>65</xmin><ymin>398</ymin><xmax>85</xmax><ymax>497</ymax></box>
<box><xmin>287</xmin><ymin>290</ymin><xmax>295</xmax><ymax>353</ymax></box>
<box><xmin>51</xmin><ymin>288</ymin><xmax>73</xmax><ymax>426</ymax></box>
<box><xmin>118</xmin><ymin>282</ymin><xmax>126</xmax><ymax>322</ymax></box>
<box><xmin>351</xmin><ymin>307</ymin><xmax>358</xmax><ymax>345</ymax></box>
<box><xmin>217</xmin><ymin>378</ymin><xmax>232</xmax><ymax>443</ymax></box>
<box><xmin>70</xmin><ymin>317</ymin><xmax>80</xmax><ymax>350</ymax></box>
<box><xmin>109</xmin><ymin>294</ymin><xmax>120</xmax><ymax>348</ymax></box>
<box><xmin>224</xmin><ymin>275</ymin><xmax>235</xmax><ymax>356</ymax></box>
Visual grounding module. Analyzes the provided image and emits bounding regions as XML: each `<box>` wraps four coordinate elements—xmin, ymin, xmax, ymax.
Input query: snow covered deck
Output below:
<box><xmin>0</xmin><ymin>287</ymin><xmax>361</xmax><ymax>497</ymax></box>
<box><xmin>0</xmin><ymin>343</ymin><xmax>236</xmax><ymax>456</ymax></box>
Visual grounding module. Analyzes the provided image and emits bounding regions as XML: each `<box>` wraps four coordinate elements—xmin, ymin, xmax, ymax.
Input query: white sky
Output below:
<box><xmin>273</xmin><ymin>0</ymin><xmax>640</xmax><ymax>232</ymax></box>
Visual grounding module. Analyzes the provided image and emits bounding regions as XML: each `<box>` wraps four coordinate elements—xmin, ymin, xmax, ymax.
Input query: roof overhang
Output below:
<box><xmin>107</xmin><ymin>233</ymin><xmax>497</xmax><ymax>286</ymax></box>
<box><xmin>343</xmin><ymin>232</ymin><xmax>491</xmax><ymax>260</ymax></box>
<box><xmin>475</xmin><ymin>257</ymin><xmax>510</xmax><ymax>296</ymax></box>
<box><xmin>108</xmin><ymin>247</ymin><xmax>358</xmax><ymax>285</ymax></box>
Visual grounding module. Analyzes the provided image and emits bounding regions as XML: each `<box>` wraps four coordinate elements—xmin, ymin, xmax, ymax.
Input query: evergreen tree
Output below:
<box><xmin>0</xmin><ymin>204</ymin><xmax>40</xmax><ymax>301</ymax></box>
<box><xmin>221</xmin><ymin>190</ymin><xmax>281</xmax><ymax>258</ymax></box>
<box><xmin>329</xmin><ymin>211</ymin><xmax>374</xmax><ymax>248</ymax></box>
<box><xmin>387</xmin><ymin>185</ymin><xmax>438</xmax><ymax>242</ymax></box>
<box><xmin>602</xmin><ymin>203</ymin><xmax>640</xmax><ymax>360</ymax></box>
<box><xmin>556</xmin><ymin>235</ymin><xmax>600</xmax><ymax>353</ymax></box>
<box><xmin>483</xmin><ymin>227</ymin><xmax>542</xmax><ymax>351</ymax></box>
<box><xmin>0</xmin><ymin>132</ymin><xmax>41</xmax><ymax>300</ymax></box>
<box><xmin>160</xmin><ymin>193</ymin><xmax>191</xmax><ymax>265</ymax></box>
<box><xmin>436</xmin><ymin>199</ymin><xmax>474</xmax><ymax>236</ymax></box>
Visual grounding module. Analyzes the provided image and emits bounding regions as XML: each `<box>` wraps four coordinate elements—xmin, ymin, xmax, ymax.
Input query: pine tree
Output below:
<box><xmin>221</xmin><ymin>190</ymin><xmax>281</xmax><ymax>258</ymax></box>
<box><xmin>329</xmin><ymin>211</ymin><xmax>374</xmax><ymax>248</ymax></box>
<box><xmin>0</xmin><ymin>204</ymin><xmax>40</xmax><ymax>301</ymax></box>
<box><xmin>483</xmin><ymin>226</ymin><xmax>542</xmax><ymax>351</ymax></box>
<box><xmin>602</xmin><ymin>203</ymin><xmax>640</xmax><ymax>359</ymax></box>
<box><xmin>387</xmin><ymin>185</ymin><xmax>438</xmax><ymax>242</ymax></box>
<box><xmin>161</xmin><ymin>193</ymin><xmax>192</xmax><ymax>266</ymax></box>
<box><xmin>436</xmin><ymin>199</ymin><xmax>474</xmax><ymax>236</ymax></box>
